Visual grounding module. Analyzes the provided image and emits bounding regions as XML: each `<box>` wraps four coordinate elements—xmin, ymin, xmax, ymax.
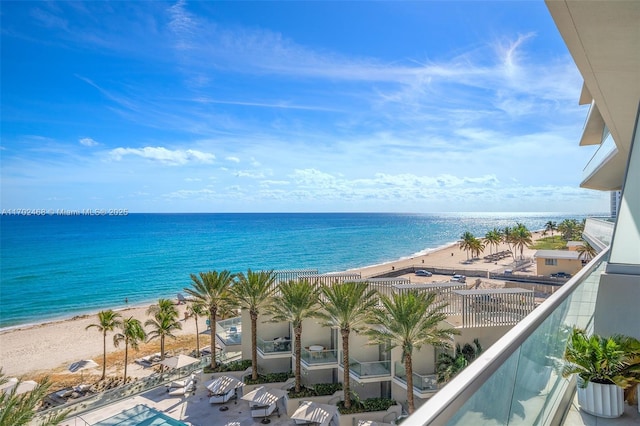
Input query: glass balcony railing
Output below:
<box><xmin>340</xmin><ymin>354</ymin><xmax>391</xmax><ymax>378</ymax></box>
<box><xmin>394</xmin><ymin>362</ymin><xmax>438</xmax><ymax>392</ymax></box>
<box><xmin>583</xmin><ymin>131</ymin><xmax>617</xmax><ymax>181</ymax></box>
<box><xmin>583</xmin><ymin>217</ymin><xmax>615</xmax><ymax>251</ymax></box>
<box><xmin>215</xmin><ymin>317</ymin><xmax>241</xmax><ymax>346</ymax></box>
<box><xmin>403</xmin><ymin>248</ymin><xmax>610</xmax><ymax>426</ymax></box>
<box><xmin>257</xmin><ymin>337</ymin><xmax>292</xmax><ymax>355</ymax></box>
<box><xmin>299</xmin><ymin>347</ymin><xmax>338</xmax><ymax>365</ymax></box>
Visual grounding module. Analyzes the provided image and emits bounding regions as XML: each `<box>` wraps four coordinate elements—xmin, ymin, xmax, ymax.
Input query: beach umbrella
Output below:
<box><xmin>204</xmin><ymin>375</ymin><xmax>243</xmax><ymax>395</ymax></box>
<box><xmin>290</xmin><ymin>401</ymin><xmax>338</xmax><ymax>426</ymax></box>
<box><xmin>160</xmin><ymin>354</ymin><xmax>199</xmax><ymax>370</ymax></box>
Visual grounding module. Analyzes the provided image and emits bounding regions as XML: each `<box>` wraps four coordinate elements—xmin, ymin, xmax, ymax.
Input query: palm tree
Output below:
<box><xmin>317</xmin><ymin>281</ymin><xmax>378</xmax><ymax>409</ymax></box>
<box><xmin>502</xmin><ymin>226</ymin><xmax>514</xmax><ymax>259</ymax></box>
<box><xmin>186</xmin><ymin>302</ymin><xmax>207</xmax><ymax>358</ymax></box>
<box><xmin>484</xmin><ymin>228</ymin><xmax>502</xmax><ymax>255</ymax></box>
<box><xmin>266</xmin><ymin>279</ymin><xmax>320</xmax><ymax>393</ymax></box>
<box><xmin>0</xmin><ymin>370</ymin><xmax>67</xmax><ymax>426</ymax></box>
<box><xmin>85</xmin><ymin>309</ymin><xmax>122</xmax><ymax>380</ymax></box>
<box><xmin>511</xmin><ymin>223</ymin><xmax>533</xmax><ymax>260</ymax></box>
<box><xmin>184</xmin><ymin>270</ymin><xmax>236</xmax><ymax>368</ymax></box>
<box><xmin>577</xmin><ymin>241</ymin><xmax>597</xmax><ymax>261</ymax></box>
<box><xmin>232</xmin><ymin>269</ymin><xmax>278</xmax><ymax>381</ymax></box>
<box><xmin>459</xmin><ymin>231</ymin><xmax>476</xmax><ymax>260</ymax></box>
<box><xmin>544</xmin><ymin>221</ymin><xmax>557</xmax><ymax>237</ymax></box>
<box><xmin>145</xmin><ymin>300</ymin><xmax>182</xmax><ymax>368</ymax></box>
<box><xmin>469</xmin><ymin>237</ymin><xmax>485</xmax><ymax>260</ymax></box>
<box><xmin>437</xmin><ymin>339</ymin><xmax>483</xmax><ymax>384</ymax></box>
<box><xmin>113</xmin><ymin>316</ymin><xmax>146</xmax><ymax>381</ymax></box>
<box><xmin>146</xmin><ymin>298</ymin><xmax>177</xmax><ymax>317</ymax></box>
<box><xmin>366</xmin><ymin>291</ymin><xmax>458</xmax><ymax>414</ymax></box>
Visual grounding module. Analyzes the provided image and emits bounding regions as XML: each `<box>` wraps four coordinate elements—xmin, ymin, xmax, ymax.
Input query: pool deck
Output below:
<box><xmin>60</xmin><ymin>381</ymin><xmax>293</xmax><ymax>426</ymax></box>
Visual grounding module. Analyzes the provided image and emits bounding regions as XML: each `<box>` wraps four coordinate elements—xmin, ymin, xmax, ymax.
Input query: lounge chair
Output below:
<box><xmin>209</xmin><ymin>387</ymin><xmax>236</xmax><ymax>404</ymax></box>
<box><xmin>168</xmin><ymin>380</ymin><xmax>195</xmax><ymax>396</ymax></box>
<box><xmin>250</xmin><ymin>402</ymin><xmax>277</xmax><ymax>418</ymax></box>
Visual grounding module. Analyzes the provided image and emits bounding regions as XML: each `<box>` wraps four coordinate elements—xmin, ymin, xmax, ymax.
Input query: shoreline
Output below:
<box><xmin>0</xmin><ymin>231</ymin><xmax>544</xmax><ymax>378</ymax></box>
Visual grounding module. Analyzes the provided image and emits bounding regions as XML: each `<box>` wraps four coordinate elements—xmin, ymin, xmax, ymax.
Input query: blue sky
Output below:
<box><xmin>1</xmin><ymin>1</ymin><xmax>607</xmax><ymax>213</ymax></box>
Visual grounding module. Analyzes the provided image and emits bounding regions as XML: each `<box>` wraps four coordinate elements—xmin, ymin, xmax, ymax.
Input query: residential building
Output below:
<box><xmin>534</xmin><ymin>249</ymin><xmax>582</xmax><ymax>276</ymax></box>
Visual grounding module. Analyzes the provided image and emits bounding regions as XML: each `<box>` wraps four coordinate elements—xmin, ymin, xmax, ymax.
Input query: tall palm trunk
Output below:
<box><xmin>160</xmin><ymin>336</ymin><xmax>165</xmax><ymax>373</ymax></box>
<box><xmin>251</xmin><ymin>310</ymin><xmax>258</xmax><ymax>380</ymax></box>
<box><xmin>406</xmin><ymin>353</ymin><xmax>415</xmax><ymax>414</ymax></box>
<box><xmin>101</xmin><ymin>331</ymin><xmax>107</xmax><ymax>380</ymax></box>
<box><xmin>294</xmin><ymin>324</ymin><xmax>302</xmax><ymax>393</ymax></box>
<box><xmin>123</xmin><ymin>341</ymin><xmax>129</xmax><ymax>381</ymax></box>
<box><xmin>209</xmin><ymin>306</ymin><xmax>217</xmax><ymax>368</ymax></box>
<box><xmin>342</xmin><ymin>329</ymin><xmax>351</xmax><ymax>409</ymax></box>
<box><xmin>194</xmin><ymin>315</ymin><xmax>200</xmax><ymax>358</ymax></box>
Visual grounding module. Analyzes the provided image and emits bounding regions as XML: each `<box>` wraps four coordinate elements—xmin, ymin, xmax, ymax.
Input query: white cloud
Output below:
<box><xmin>109</xmin><ymin>146</ymin><xmax>215</xmax><ymax>165</ymax></box>
<box><xmin>226</xmin><ymin>156</ymin><xmax>240</xmax><ymax>163</ymax></box>
<box><xmin>79</xmin><ymin>137</ymin><xmax>99</xmax><ymax>147</ymax></box>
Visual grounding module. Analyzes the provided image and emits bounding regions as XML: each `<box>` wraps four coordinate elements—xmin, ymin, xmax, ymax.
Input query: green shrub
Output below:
<box><xmin>338</xmin><ymin>397</ymin><xmax>396</xmax><ymax>414</ymax></box>
<box><xmin>287</xmin><ymin>382</ymin><xmax>342</xmax><ymax>398</ymax></box>
<box><xmin>314</xmin><ymin>382</ymin><xmax>342</xmax><ymax>396</ymax></box>
<box><xmin>244</xmin><ymin>371</ymin><xmax>292</xmax><ymax>385</ymax></box>
<box><xmin>204</xmin><ymin>359</ymin><xmax>252</xmax><ymax>374</ymax></box>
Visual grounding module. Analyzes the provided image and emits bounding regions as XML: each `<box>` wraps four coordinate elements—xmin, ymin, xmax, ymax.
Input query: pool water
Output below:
<box><xmin>91</xmin><ymin>404</ymin><xmax>187</xmax><ymax>426</ymax></box>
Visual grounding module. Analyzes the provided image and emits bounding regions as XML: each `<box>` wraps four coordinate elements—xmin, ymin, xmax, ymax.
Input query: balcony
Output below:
<box><xmin>582</xmin><ymin>217</ymin><xmax>615</xmax><ymax>252</ymax></box>
<box><xmin>215</xmin><ymin>317</ymin><xmax>242</xmax><ymax>349</ymax></box>
<box><xmin>581</xmin><ymin>131</ymin><xmax>626</xmax><ymax>190</ymax></box>
<box><xmin>402</xmin><ymin>249</ymin><xmax>628</xmax><ymax>425</ymax></box>
<box><xmin>339</xmin><ymin>354</ymin><xmax>391</xmax><ymax>383</ymax></box>
<box><xmin>394</xmin><ymin>361</ymin><xmax>439</xmax><ymax>398</ymax></box>
<box><xmin>257</xmin><ymin>336</ymin><xmax>292</xmax><ymax>359</ymax></box>
<box><xmin>296</xmin><ymin>347</ymin><xmax>338</xmax><ymax>370</ymax></box>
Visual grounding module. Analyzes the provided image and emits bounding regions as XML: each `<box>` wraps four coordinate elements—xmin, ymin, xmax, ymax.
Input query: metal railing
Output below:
<box><xmin>257</xmin><ymin>337</ymin><xmax>292</xmax><ymax>355</ymax></box>
<box><xmin>394</xmin><ymin>362</ymin><xmax>439</xmax><ymax>392</ymax></box>
<box><xmin>299</xmin><ymin>347</ymin><xmax>338</xmax><ymax>365</ymax></box>
<box><xmin>402</xmin><ymin>248</ymin><xmax>609</xmax><ymax>426</ymax></box>
<box><xmin>215</xmin><ymin>316</ymin><xmax>242</xmax><ymax>346</ymax></box>
<box><xmin>339</xmin><ymin>354</ymin><xmax>391</xmax><ymax>379</ymax></box>
<box><xmin>35</xmin><ymin>356</ymin><xmax>211</xmax><ymax>424</ymax></box>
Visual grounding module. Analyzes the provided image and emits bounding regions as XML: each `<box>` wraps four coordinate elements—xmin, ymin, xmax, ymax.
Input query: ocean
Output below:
<box><xmin>0</xmin><ymin>212</ymin><xmax>587</xmax><ymax>329</ymax></box>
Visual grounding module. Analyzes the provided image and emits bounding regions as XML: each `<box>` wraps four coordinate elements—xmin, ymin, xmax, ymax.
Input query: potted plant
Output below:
<box><xmin>561</xmin><ymin>328</ymin><xmax>640</xmax><ymax>418</ymax></box>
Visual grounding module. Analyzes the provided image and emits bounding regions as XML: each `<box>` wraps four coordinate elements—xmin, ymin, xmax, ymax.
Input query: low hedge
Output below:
<box><xmin>244</xmin><ymin>371</ymin><xmax>292</xmax><ymax>385</ymax></box>
<box><xmin>203</xmin><ymin>359</ymin><xmax>252</xmax><ymax>374</ymax></box>
<box><xmin>288</xmin><ymin>382</ymin><xmax>342</xmax><ymax>398</ymax></box>
<box><xmin>338</xmin><ymin>397</ymin><xmax>396</xmax><ymax>414</ymax></box>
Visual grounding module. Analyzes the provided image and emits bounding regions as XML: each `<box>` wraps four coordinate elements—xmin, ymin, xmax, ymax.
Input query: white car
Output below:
<box><xmin>415</xmin><ymin>270</ymin><xmax>433</xmax><ymax>277</ymax></box>
<box><xmin>451</xmin><ymin>274</ymin><xmax>466</xmax><ymax>283</ymax></box>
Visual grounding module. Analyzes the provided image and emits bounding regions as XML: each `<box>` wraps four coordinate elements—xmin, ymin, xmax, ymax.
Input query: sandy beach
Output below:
<box><xmin>0</xmin><ymin>232</ymin><xmax>542</xmax><ymax>383</ymax></box>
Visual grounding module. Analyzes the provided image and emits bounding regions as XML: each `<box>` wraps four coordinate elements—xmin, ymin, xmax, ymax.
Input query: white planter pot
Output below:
<box><xmin>576</xmin><ymin>380</ymin><xmax>624</xmax><ymax>418</ymax></box>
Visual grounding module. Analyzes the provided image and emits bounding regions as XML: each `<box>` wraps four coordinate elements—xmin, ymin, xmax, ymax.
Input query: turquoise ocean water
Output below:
<box><xmin>0</xmin><ymin>212</ymin><xmax>588</xmax><ymax>329</ymax></box>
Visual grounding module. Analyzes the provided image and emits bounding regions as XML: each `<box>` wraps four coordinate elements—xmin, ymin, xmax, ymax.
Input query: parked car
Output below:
<box><xmin>551</xmin><ymin>272</ymin><xmax>572</xmax><ymax>278</ymax></box>
<box><xmin>415</xmin><ymin>270</ymin><xmax>432</xmax><ymax>277</ymax></box>
<box><xmin>451</xmin><ymin>274</ymin><xmax>466</xmax><ymax>283</ymax></box>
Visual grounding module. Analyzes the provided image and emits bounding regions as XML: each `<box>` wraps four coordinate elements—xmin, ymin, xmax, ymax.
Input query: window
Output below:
<box><xmin>545</xmin><ymin>259</ymin><xmax>558</xmax><ymax>266</ymax></box>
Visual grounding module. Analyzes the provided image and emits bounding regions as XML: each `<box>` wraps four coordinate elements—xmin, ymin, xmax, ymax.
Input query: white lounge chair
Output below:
<box><xmin>250</xmin><ymin>402</ymin><xmax>277</xmax><ymax>418</ymax></box>
<box><xmin>209</xmin><ymin>387</ymin><xmax>236</xmax><ymax>404</ymax></box>
<box><xmin>168</xmin><ymin>380</ymin><xmax>195</xmax><ymax>396</ymax></box>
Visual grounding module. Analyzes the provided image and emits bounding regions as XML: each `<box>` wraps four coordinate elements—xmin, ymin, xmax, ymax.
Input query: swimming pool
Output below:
<box><xmin>91</xmin><ymin>404</ymin><xmax>187</xmax><ymax>426</ymax></box>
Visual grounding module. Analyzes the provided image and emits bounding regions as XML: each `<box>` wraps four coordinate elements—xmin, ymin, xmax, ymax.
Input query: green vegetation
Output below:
<box><xmin>529</xmin><ymin>235</ymin><xmax>567</xmax><ymax>250</ymax></box>
<box><xmin>244</xmin><ymin>371</ymin><xmax>292</xmax><ymax>385</ymax></box>
<box><xmin>0</xmin><ymin>370</ymin><xmax>67</xmax><ymax>426</ymax></box>
<box><xmin>436</xmin><ymin>339</ymin><xmax>483</xmax><ymax>384</ymax></box>
<box><xmin>337</xmin><ymin>397</ymin><xmax>396</xmax><ymax>414</ymax></box>
<box><xmin>204</xmin><ymin>359</ymin><xmax>252</xmax><ymax>374</ymax></box>
<box><xmin>85</xmin><ymin>309</ymin><xmax>122</xmax><ymax>380</ymax></box>
<box><xmin>287</xmin><ymin>382</ymin><xmax>342</xmax><ymax>399</ymax></box>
